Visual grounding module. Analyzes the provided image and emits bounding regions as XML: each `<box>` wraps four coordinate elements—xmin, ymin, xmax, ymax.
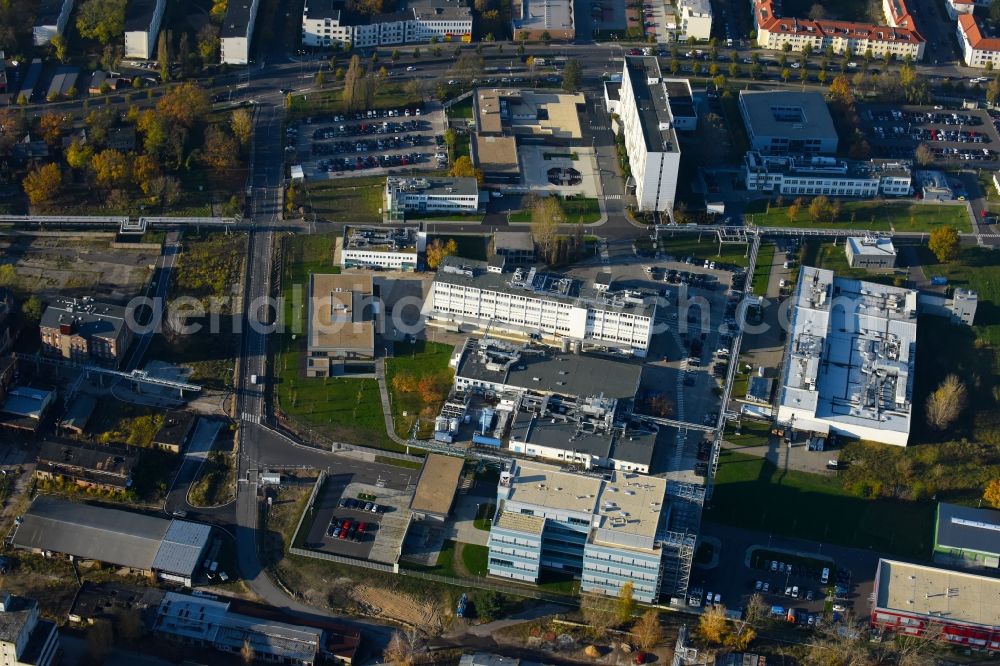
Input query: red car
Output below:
<box><xmin>339</xmin><ymin>519</ymin><xmax>352</xmax><ymax>538</ymax></box>
<box><xmin>628</xmin><ymin>48</ymin><xmax>642</xmax><ymax>55</ymax></box>
<box><xmin>357</xmin><ymin>522</ymin><xmax>367</xmax><ymax>534</ymax></box>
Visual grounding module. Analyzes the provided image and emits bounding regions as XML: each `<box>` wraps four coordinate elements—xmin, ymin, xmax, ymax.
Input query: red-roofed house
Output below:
<box><xmin>944</xmin><ymin>0</ymin><xmax>982</xmax><ymax>20</ymax></box>
<box><xmin>752</xmin><ymin>0</ymin><xmax>925</xmax><ymax>60</ymax></box>
<box><xmin>957</xmin><ymin>13</ymin><xmax>1000</xmax><ymax>68</ymax></box>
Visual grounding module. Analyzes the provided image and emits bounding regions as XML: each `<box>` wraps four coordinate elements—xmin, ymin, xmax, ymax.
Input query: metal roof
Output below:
<box><xmin>152</xmin><ymin>521</ymin><xmax>213</xmax><ymax>577</ymax></box>
<box><xmin>739</xmin><ymin>90</ymin><xmax>838</xmax><ymax>142</ymax></box>
<box><xmin>936</xmin><ymin>502</ymin><xmax>1000</xmax><ymax>556</ymax></box>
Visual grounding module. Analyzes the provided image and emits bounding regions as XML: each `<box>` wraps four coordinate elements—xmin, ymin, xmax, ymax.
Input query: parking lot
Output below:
<box><xmin>860</xmin><ymin>105</ymin><xmax>1000</xmax><ymax>166</ymax></box>
<box><xmin>290</xmin><ymin>103</ymin><xmax>448</xmax><ymax>179</ymax></box>
<box><xmin>694</xmin><ymin>522</ymin><xmax>880</xmax><ymax>625</ymax></box>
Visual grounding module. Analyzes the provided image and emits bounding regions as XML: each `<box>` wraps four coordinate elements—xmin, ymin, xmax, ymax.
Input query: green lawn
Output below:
<box><xmin>304</xmin><ymin>177</ymin><xmax>385</xmax><ymax>224</ymax></box>
<box><xmin>723</xmin><ymin>419</ymin><xmax>772</xmax><ymax>448</ymax></box>
<box><xmin>923</xmin><ymin>245</ymin><xmax>1000</xmax><ymax>348</ymax></box>
<box><xmin>509</xmin><ymin>196</ymin><xmax>602</xmax><ymax>225</ymax></box>
<box><xmin>706</xmin><ymin>450</ymin><xmax>935</xmax><ymax>558</ymax></box>
<box><xmin>461</xmin><ymin>543</ymin><xmax>490</xmax><ymax>577</ymax></box>
<box><xmin>748</xmin><ymin>200</ymin><xmax>969</xmax><ymax>232</ymax></box>
<box><xmin>286</xmin><ymin>83</ymin><xmax>423</xmax><ymax>120</ymax></box>
<box><xmin>750</xmin><ymin>243</ymin><xmax>775</xmax><ymax>295</ymax></box>
<box><xmin>446</xmin><ymin>98</ymin><xmax>474</xmax><ymax>119</ymax></box>
<box><xmin>429</xmin><ymin>234</ymin><xmax>487</xmax><ymax>261</ymax></box>
<box><xmin>273</xmin><ymin>234</ymin><xmax>402</xmax><ymax>452</ymax></box>
<box><xmin>474</xmin><ymin>502</ymin><xmax>496</xmax><ymax>530</ymax></box>
<box><xmin>658</xmin><ymin>233</ymin><xmax>752</xmax><ymax>268</ymax></box>
<box><xmin>385</xmin><ymin>340</ymin><xmax>455</xmax><ymax>438</ymax></box>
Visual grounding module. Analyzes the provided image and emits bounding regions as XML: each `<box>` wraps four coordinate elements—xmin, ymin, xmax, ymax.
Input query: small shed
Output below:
<box><xmin>409</xmin><ymin>453</ymin><xmax>464</xmax><ymax>521</ymax></box>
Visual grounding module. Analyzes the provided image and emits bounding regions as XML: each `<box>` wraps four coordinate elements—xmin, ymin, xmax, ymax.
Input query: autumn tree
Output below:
<box><xmin>147</xmin><ymin>175</ymin><xmax>182</xmax><ymax>207</ymax></box>
<box><xmin>202</xmin><ymin>125</ymin><xmax>239</xmax><ymax>170</ymax></box>
<box><xmin>0</xmin><ymin>108</ymin><xmax>26</xmax><ymax>156</ymax></box>
<box><xmin>448</xmin><ymin>155</ymin><xmax>484</xmax><ymax>185</ymax></box>
<box><xmin>531</xmin><ymin>196</ymin><xmax>564</xmax><ymax>264</ymax></box>
<box><xmin>157</xmin><ymin>82</ymin><xmax>210</xmax><ymax>128</ymax></box>
<box><xmin>787</xmin><ymin>200</ymin><xmax>800</xmax><ymax>223</ymax></box>
<box><xmin>632</xmin><ymin>609</ymin><xmax>663</xmax><ymax>651</ymax></box>
<box><xmin>391</xmin><ymin>371</ymin><xmax>418</xmax><ymax>393</ymax></box>
<box><xmin>697</xmin><ymin>604</ymin><xmax>730</xmax><ymax>644</ymax></box>
<box><xmin>580</xmin><ymin>594</ymin><xmax>617</xmax><ymax>638</ymax></box>
<box><xmin>928</xmin><ymin>226</ymin><xmax>959</xmax><ymax>262</ymax></box>
<box><xmin>198</xmin><ymin>24</ymin><xmax>220</xmax><ymax>60</ymax></box>
<box><xmin>983</xmin><ymin>478</ymin><xmax>1000</xmax><ymax>509</ymax></box>
<box><xmin>425</xmin><ymin>238</ymin><xmax>458</xmax><ymax>269</ymax></box>
<box><xmin>926</xmin><ymin>374</ymin><xmax>967</xmax><ymax>430</ymax></box>
<box><xmin>22</xmin><ymin>296</ymin><xmax>43</xmax><ymax>322</ymax></box>
<box><xmin>23</xmin><ymin>163</ymin><xmax>63</xmax><ymax>207</ymax></box>
<box><xmin>343</xmin><ymin>55</ymin><xmax>370</xmax><ymax>112</ymax></box>
<box><xmin>562</xmin><ymin>58</ymin><xmax>582</xmax><ymax>92</ymax></box>
<box><xmin>77</xmin><ymin>0</ymin><xmax>126</xmax><ymax>44</ymax></box>
<box><xmin>383</xmin><ymin>630</ymin><xmax>417</xmax><ymax>666</ymax></box>
<box><xmin>915</xmin><ymin>143</ymin><xmax>934</xmax><ymax>166</ymax></box>
<box><xmin>39</xmin><ymin>112</ymin><xmax>66</xmax><ymax>146</ymax></box>
<box><xmin>66</xmin><ymin>139</ymin><xmax>94</xmax><ymax>170</ymax></box>
<box><xmin>138</xmin><ymin>109</ymin><xmax>168</xmax><ymax>157</ymax></box>
<box><xmin>230</xmin><ymin>108</ymin><xmax>253</xmax><ymax>147</ymax></box>
<box><xmin>91</xmin><ymin>149</ymin><xmax>131</xmax><ymax>190</ymax></box>
<box><xmin>240</xmin><ymin>637</ymin><xmax>254</xmax><ymax>664</ymax></box>
<box><xmin>132</xmin><ymin>154</ymin><xmax>161</xmax><ymax>194</ymax></box>
<box><xmin>615</xmin><ymin>582</ymin><xmax>636</xmax><ymax>625</ymax></box>
<box><xmin>808</xmin><ymin>195</ymin><xmax>838</xmax><ymax>224</ymax></box>
<box><xmin>85</xmin><ymin>108</ymin><xmax>116</xmax><ymax>147</ymax></box>
<box><xmin>829</xmin><ymin>75</ymin><xmax>854</xmax><ymax>105</ymax></box>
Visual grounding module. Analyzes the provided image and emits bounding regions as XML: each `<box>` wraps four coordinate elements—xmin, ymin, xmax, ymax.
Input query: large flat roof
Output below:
<box><xmin>847</xmin><ymin>237</ymin><xmax>897</xmax><ymax>257</ymax></box>
<box><xmin>387</xmin><ymin>177</ymin><xmax>478</xmax><ymax>198</ymax></box>
<box><xmin>308</xmin><ymin>273</ymin><xmax>375</xmax><ymax>353</ymax></box>
<box><xmin>125</xmin><ymin>0</ymin><xmax>160</xmax><ymax>31</ymax></box>
<box><xmin>343</xmin><ymin>225</ymin><xmax>419</xmax><ymax>254</ymax></box>
<box><xmin>472</xmin><ymin>134</ymin><xmax>519</xmax><ymax>172</ymax></box>
<box><xmin>40</xmin><ymin>297</ymin><xmax>126</xmax><ymax>342</ymax></box>
<box><xmin>509</xmin><ymin>409</ymin><xmax>613</xmax><ymax>458</ymax></box>
<box><xmin>221</xmin><ymin>0</ymin><xmax>257</xmax><ymax>38</ymax></box>
<box><xmin>13</xmin><ymin>496</ymin><xmax>209</xmax><ymax>577</ymax></box>
<box><xmin>779</xmin><ymin>267</ymin><xmax>916</xmax><ymax>437</ymax></box>
<box><xmin>513</xmin><ymin>0</ymin><xmax>573</xmax><ymax>32</ymax></box>
<box><xmin>505</xmin><ymin>460</ymin><xmax>602</xmax><ymax>514</ymax></box>
<box><xmin>623</xmin><ymin>57</ymin><xmax>678</xmax><ymax>154</ymax></box>
<box><xmin>739</xmin><ymin>90</ymin><xmax>838</xmax><ymax>141</ymax></box>
<box><xmin>875</xmin><ymin>559</ymin><xmax>1000</xmax><ymax>629</ymax></box>
<box><xmin>591</xmin><ymin>470</ymin><xmax>666</xmax><ymax>551</ymax></box>
<box><xmin>410</xmin><ymin>453</ymin><xmax>464</xmax><ymax>516</ymax></box>
<box><xmin>936</xmin><ymin>502</ymin><xmax>1000</xmax><ymax>555</ymax></box>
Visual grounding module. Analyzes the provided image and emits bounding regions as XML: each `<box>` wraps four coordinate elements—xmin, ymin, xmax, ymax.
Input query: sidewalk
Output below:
<box><xmin>375</xmin><ymin>358</ymin><xmax>410</xmax><ymax>448</ymax></box>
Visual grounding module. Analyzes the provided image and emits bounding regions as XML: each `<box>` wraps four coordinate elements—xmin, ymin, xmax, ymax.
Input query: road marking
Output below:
<box><xmin>242</xmin><ymin>412</ymin><xmax>262</xmax><ymax>424</ymax></box>
<box><xmin>604</xmin><ymin>194</ymin><xmax>622</xmax><ymax>200</ymax></box>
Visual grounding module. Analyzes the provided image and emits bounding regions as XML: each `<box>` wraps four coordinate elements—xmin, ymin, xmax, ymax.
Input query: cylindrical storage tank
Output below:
<box><xmin>435</xmin><ymin>416</ymin><xmax>449</xmax><ymax>432</ymax></box>
<box><xmin>449</xmin><ymin>417</ymin><xmax>461</xmax><ymax>433</ymax></box>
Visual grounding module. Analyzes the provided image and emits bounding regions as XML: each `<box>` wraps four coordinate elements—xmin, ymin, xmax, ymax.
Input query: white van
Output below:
<box><xmin>821</xmin><ymin>567</ymin><xmax>830</xmax><ymax>584</ymax></box>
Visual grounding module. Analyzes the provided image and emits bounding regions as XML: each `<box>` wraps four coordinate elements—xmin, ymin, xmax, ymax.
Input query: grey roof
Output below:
<box><xmin>510</xmin><ymin>409</ymin><xmax>614</xmax><ymax>458</ymax></box>
<box><xmin>847</xmin><ymin>237</ymin><xmax>897</xmax><ymax>257</ymax></box>
<box><xmin>457</xmin><ymin>346</ymin><xmax>643</xmax><ymax>400</ymax></box>
<box><xmin>493</xmin><ymin>232</ymin><xmax>534</xmax><ymax>253</ymax></box>
<box><xmin>936</xmin><ymin>502</ymin><xmax>1000</xmax><ymax>555</ymax></box>
<box><xmin>152</xmin><ymin>521</ymin><xmax>212</xmax><ymax>577</ymax></box>
<box><xmin>0</xmin><ymin>593</ymin><xmax>37</xmax><ymax>643</ymax></box>
<box><xmin>436</xmin><ymin>256</ymin><xmax>657</xmax><ymax>317</ymax></box>
<box><xmin>663</xmin><ymin>80</ymin><xmax>695</xmax><ymax>120</ymax></box>
<box><xmin>37</xmin><ymin>439</ymin><xmax>137</xmax><ymax>487</ymax></box>
<box><xmin>13</xmin><ymin>496</ymin><xmax>209</xmax><ymax>576</ymax></box>
<box><xmin>153</xmin><ymin>410</ymin><xmax>197</xmax><ymax>447</ymax></box>
<box><xmin>388</xmin><ymin>176</ymin><xmax>478</xmax><ymax>197</ymax></box>
<box><xmin>604</xmin><ymin>81</ymin><xmax>621</xmax><ymax>102</ymax></box>
<box><xmin>408</xmin><ymin>0</ymin><xmax>471</xmax><ymax>21</ymax></box>
<box><xmin>304</xmin><ymin>0</ymin><xmax>340</xmax><ymax>19</ymax></box>
<box><xmin>40</xmin><ymin>297</ymin><xmax>127</xmax><ymax>342</ymax></box>
<box><xmin>125</xmin><ymin>0</ymin><xmax>160</xmax><ymax>31</ymax></box>
<box><xmin>609</xmin><ymin>425</ymin><xmax>658</xmax><ymax>468</ymax></box>
<box><xmin>738</xmin><ymin>90</ymin><xmax>838</xmax><ymax>141</ymax></box>
<box><xmin>623</xmin><ymin>57</ymin><xmax>678</xmax><ymax>154</ymax></box>
<box><xmin>221</xmin><ymin>0</ymin><xmax>258</xmax><ymax>38</ymax></box>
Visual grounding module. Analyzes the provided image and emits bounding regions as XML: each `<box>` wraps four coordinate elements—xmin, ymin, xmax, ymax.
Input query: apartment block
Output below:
<box><xmin>39</xmin><ymin>298</ymin><xmax>132</xmax><ymax>366</ymax></box>
<box><xmin>744</xmin><ymin>151</ymin><xmax>912</xmax><ymax>197</ymax></box>
<box><xmin>957</xmin><ymin>14</ymin><xmax>1000</xmax><ymax>69</ymax></box>
<box><xmin>341</xmin><ymin>225</ymin><xmax>423</xmax><ymax>272</ymax></box>
<box><xmin>124</xmin><ymin>0</ymin><xmax>167</xmax><ymax>59</ymax></box>
<box><xmin>487</xmin><ymin>460</ymin><xmax>668</xmax><ymax>602</ymax></box>
<box><xmin>678</xmin><ymin>0</ymin><xmax>712</xmax><ymax>40</ymax></box>
<box><xmin>220</xmin><ymin>0</ymin><xmax>261</xmax><ymax>64</ymax></box>
<box><xmin>618</xmin><ymin>57</ymin><xmax>694</xmax><ymax>212</ymax></box>
<box><xmin>301</xmin><ymin>0</ymin><xmax>471</xmax><ymax>48</ymax></box>
<box><xmin>430</xmin><ymin>257</ymin><xmax>658</xmax><ymax>356</ymax></box>
<box><xmin>0</xmin><ymin>592</ymin><xmax>59</xmax><ymax>666</ymax></box>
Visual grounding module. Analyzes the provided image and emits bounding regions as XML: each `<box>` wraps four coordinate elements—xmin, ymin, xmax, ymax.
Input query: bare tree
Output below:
<box><xmin>383</xmin><ymin>629</ymin><xmax>422</xmax><ymax>666</ymax></box>
<box><xmin>631</xmin><ymin>609</ymin><xmax>663</xmax><ymax>651</ymax></box>
<box><xmin>580</xmin><ymin>594</ymin><xmax>617</xmax><ymax>639</ymax></box>
<box><xmin>241</xmin><ymin>637</ymin><xmax>255</xmax><ymax>664</ymax></box>
<box><xmin>530</xmin><ymin>196</ymin><xmax>564</xmax><ymax>264</ymax></box>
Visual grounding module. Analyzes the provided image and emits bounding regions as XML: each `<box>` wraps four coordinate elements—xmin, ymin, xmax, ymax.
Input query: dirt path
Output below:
<box><xmin>452</xmin><ymin>542</ymin><xmax>473</xmax><ymax>578</ymax></box>
<box><xmin>352</xmin><ymin>584</ymin><xmax>437</xmax><ymax>627</ymax></box>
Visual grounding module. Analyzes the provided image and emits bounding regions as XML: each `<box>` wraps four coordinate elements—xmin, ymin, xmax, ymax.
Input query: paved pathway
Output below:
<box><xmin>375</xmin><ymin>358</ymin><xmax>410</xmax><ymax>447</ymax></box>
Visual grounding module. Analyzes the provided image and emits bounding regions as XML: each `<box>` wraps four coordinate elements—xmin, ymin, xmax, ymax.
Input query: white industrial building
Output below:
<box><xmin>777</xmin><ymin>267</ymin><xmax>917</xmax><ymax>446</ymax></box>
<box><xmin>385</xmin><ymin>176</ymin><xmax>479</xmax><ymax>216</ymax></box>
<box><xmin>220</xmin><ymin>0</ymin><xmax>260</xmax><ymax>64</ymax></box>
<box><xmin>739</xmin><ymin>91</ymin><xmax>839</xmax><ymax>155</ymax></box>
<box><xmin>678</xmin><ymin>0</ymin><xmax>712</xmax><ymax>40</ymax></box>
<box><xmin>124</xmin><ymin>0</ymin><xmax>167</xmax><ymax>59</ymax></box>
<box><xmin>744</xmin><ymin>152</ymin><xmax>912</xmax><ymax>197</ymax></box>
<box><xmin>341</xmin><ymin>226</ymin><xmax>424</xmax><ymax>271</ymax></box>
<box><xmin>430</xmin><ymin>257</ymin><xmax>658</xmax><ymax>356</ymax></box>
<box><xmin>301</xmin><ymin>0</ymin><xmax>471</xmax><ymax>48</ymax></box>
<box><xmin>618</xmin><ymin>57</ymin><xmax>695</xmax><ymax>213</ymax></box>
<box><xmin>845</xmin><ymin>237</ymin><xmax>897</xmax><ymax>269</ymax></box>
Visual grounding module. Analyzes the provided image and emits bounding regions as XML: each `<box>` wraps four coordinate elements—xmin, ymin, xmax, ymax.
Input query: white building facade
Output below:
<box><xmin>679</xmin><ymin>0</ymin><xmax>712</xmax><ymax>40</ymax></box>
<box><xmin>219</xmin><ymin>0</ymin><xmax>260</xmax><ymax>64</ymax></box>
<box><xmin>301</xmin><ymin>0</ymin><xmax>470</xmax><ymax>48</ymax></box>
<box><xmin>618</xmin><ymin>57</ymin><xmax>682</xmax><ymax>213</ymax></box>
<box><xmin>124</xmin><ymin>0</ymin><xmax>167</xmax><ymax>59</ymax></box>
<box><xmin>744</xmin><ymin>152</ymin><xmax>912</xmax><ymax>197</ymax></box>
<box><xmin>0</xmin><ymin>593</ymin><xmax>59</xmax><ymax>666</ymax></box>
<box><xmin>385</xmin><ymin>176</ymin><xmax>479</xmax><ymax>215</ymax></box>
<box><xmin>957</xmin><ymin>14</ymin><xmax>1000</xmax><ymax>69</ymax></box>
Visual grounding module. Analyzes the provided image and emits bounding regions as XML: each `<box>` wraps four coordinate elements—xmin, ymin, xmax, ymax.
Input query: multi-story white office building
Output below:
<box><xmin>124</xmin><ymin>0</ymin><xmax>167</xmax><ymax>59</ymax></box>
<box><xmin>341</xmin><ymin>226</ymin><xmax>424</xmax><ymax>271</ymax></box>
<box><xmin>385</xmin><ymin>176</ymin><xmax>479</xmax><ymax>216</ymax></box>
<box><xmin>777</xmin><ymin>267</ymin><xmax>917</xmax><ymax>446</ymax></box>
<box><xmin>301</xmin><ymin>0</ymin><xmax>471</xmax><ymax>48</ymax></box>
<box><xmin>487</xmin><ymin>460</ymin><xmax>668</xmax><ymax>603</ymax></box>
<box><xmin>678</xmin><ymin>0</ymin><xmax>712</xmax><ymax>40</ymax></box>
<box><xmin>0</xmin><ymin>592</ymin><xmax>59</xmax><ymax>666</ymax></box>
<box><xmin>430</xmin><ymin>257</ymin><xmax>658</xmax><ymax>356</ymax></box>
<box><xmin>744</xmin><ymin>151</ymin><xmax>912</xmax><ymax>197</ymax></box>
<box><xmin>618</xmin><ymin>57</ymin><xmax>694</xmax><ymax>213</ymax></box>
<box><xmin>219</xmin><ymin>0</ymin><xmax>260</xmax><ymax>64</ymax></box>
